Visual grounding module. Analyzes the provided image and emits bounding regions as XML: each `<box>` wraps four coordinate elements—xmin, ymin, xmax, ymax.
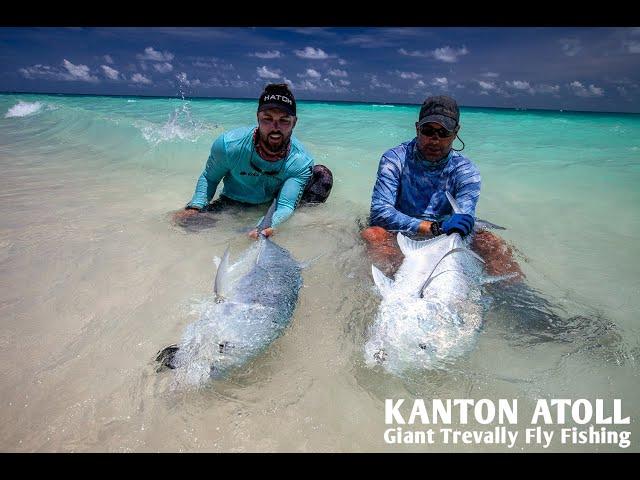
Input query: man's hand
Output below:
<box><xmin>441</xmin><ymin>213</ymin><xmax>475</xmax><ymax>236</ymax></box>
<box><xmin>248</xmin><ymin>227</ymin><xmax>274</xmax><ymax>239</ymax></box>
<box><xmin>173</xmin><ymin>208</ymin><xmax>200</xmax><ymax>222</ymax></box>
<box><xmin>418</xmin><ymin>221</ymin><xmax>435</xmax><ymax>236</ymax></box>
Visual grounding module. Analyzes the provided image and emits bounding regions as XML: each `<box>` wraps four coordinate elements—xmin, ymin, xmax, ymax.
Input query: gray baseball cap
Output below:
<box><xmin>417</xmin><ymin>95</ymin><xmax>460</xmax><ymax>131</ymax></box>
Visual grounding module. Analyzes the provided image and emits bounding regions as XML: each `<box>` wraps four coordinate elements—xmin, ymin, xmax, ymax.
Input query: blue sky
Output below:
<box><xmin>1</xmin><ymin>27</ymin><xmax>639</xmax><ymax>112</ymax></box>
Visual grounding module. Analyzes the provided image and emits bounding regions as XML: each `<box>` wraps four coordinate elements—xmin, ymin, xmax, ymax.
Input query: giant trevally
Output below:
<box><xmin>364</xmin><ymin>191</ymin><xmax>488</xmax><ymax>375</ymax></box>
<box><xmin>156</xmin><ymin>200</ymin><xmax>304</xmax><ymax>388</ymax></box>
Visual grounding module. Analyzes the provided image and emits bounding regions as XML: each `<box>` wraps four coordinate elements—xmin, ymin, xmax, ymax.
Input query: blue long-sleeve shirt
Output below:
<box><xmin>187</xmin><ymin>126</ymin><xmax>314</xmax><ymax>228</ymax></box>
<box><xmin>370</xmin><ymin>138</ymin><xmax>481</xmax><ymax>233</ymax></box>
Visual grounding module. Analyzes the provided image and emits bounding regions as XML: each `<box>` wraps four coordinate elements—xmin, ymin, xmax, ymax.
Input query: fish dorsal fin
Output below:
<box><xmin>418</xmin><ymin>247</ymin><xmax>485</xmax><ymax>298</ymax></box>
<box><xmin>372</xmin><ymin>265</ymin><xmax>394</xmax><ymax>296</ymax></box>
<box><xmin>445</xmin><ymin>191</ymin><xmax>462</xmax><ymax>214</ymax></box>
<box><xmin>257</xmin><ymin>198</ymin><xmax>278</xmax><ymax>237</ymax></box>
<box><xmin>475</xmin><ymin>219</ymin><xmax>506</xmax><ymax>231</ymax></box>
<box><xmin>396</xmin><ymin>232</ymin><xmax>435</xmax><ymax>256</ymax></box>
<box><xmin>214</xmin><ymin>246</ymin><xmax>231</xmax><ymax>300</ymax></box>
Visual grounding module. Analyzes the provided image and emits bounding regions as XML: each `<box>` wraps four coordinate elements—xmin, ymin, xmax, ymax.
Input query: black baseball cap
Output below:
<box><xmin>417</xmin><ymin>95</ymin><xmax>459</xmax><ymax>131</ymax></box>
<box><xmin>258</xmin><ymin>83</ymin><xmax>296</xmax><ymax>116</ymax></box>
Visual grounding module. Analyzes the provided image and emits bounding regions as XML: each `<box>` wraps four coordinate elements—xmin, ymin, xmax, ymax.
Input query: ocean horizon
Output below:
<box><xmin>3</xmin><ymin>90</ymin><xmax>640</xmax><ymax>116</ymax></box>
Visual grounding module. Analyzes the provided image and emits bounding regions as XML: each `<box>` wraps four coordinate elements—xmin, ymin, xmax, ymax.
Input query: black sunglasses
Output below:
<box><xmin>420</xmin><ymin>125</ymin><xmax>455</xmax><ymax>139</ymax></box>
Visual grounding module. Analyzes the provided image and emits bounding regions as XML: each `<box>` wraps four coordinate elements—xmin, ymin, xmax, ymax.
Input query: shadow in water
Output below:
<box><xmin>174</xmin><ymin>211</ymin><xmax>221</xmax><ymax>233</ymax></box>
<box><xmin>484</xmin><ymin>281</ymin><xmax>630</xmax><ymax>365</ymax></box>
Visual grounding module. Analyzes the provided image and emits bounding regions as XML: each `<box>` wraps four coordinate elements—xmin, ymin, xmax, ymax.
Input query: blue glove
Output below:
<box><xmin>441</xmin><ymin>213</ymin><xmax>475</xmax><ymax>236</ymax></box>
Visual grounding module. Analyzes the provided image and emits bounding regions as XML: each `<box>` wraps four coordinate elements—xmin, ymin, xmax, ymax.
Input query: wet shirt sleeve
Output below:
<box><xmin>270</xmin><ymin>163</ymin><xmax>313</xmax><ymax>228</ymax></box>
<box><xmin>369</xmin><ymin>151</ymin><xmax>423</xmax><ymax>233</ymax></box>
<box><xmin>452</xmin><ymin>160</ymin><xmax>481</xmax><ymax>217</ymax></box>
<box><xmin>187</xmin><ymin>135</ymin><xmax>229</xmax><ymax>209</ymax></box>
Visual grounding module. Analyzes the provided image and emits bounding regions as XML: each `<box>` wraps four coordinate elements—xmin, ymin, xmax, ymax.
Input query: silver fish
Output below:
<box><xmin>158</xmin><ymin>201</ymin><xmax>303</xmax><ymax>387</ymax></box>
<box><xmin>364</xmin><ymin>192</ymin><xmax>487</xmax><ymax>375</ymax></box>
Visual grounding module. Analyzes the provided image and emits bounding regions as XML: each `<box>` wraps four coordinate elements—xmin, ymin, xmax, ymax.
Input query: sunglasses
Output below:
<box><xmin>420</xmin><ymin>125</ymin><xmax>455</xmax><ymax>139</ymax></box>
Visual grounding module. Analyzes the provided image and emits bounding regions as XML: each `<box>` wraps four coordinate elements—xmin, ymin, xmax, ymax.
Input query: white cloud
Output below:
<box><xmin>433</xmin><ymin>46</ymin><xmax>469</xmax><ymax>63</ymax></box>
<box><xmin>298</xmin><ymin>68</ymin><xmax>321</xmax><ymax>79</ymax></box>
<box><xmin>19</xmin><ymin>64</ymin><xmax>57</xmax><ymax>80</ymax></box>
<box><xmin>431</xmin><ymin>77</ymin><xmax>448</xmax><ymax>87</ymax></box>
<box><xmin>321</xmin><ymin>78</ymin><xmax>344</xmax><ymax>92</ymax></box>
<box><xmin>417</xmin><ymin>80</ymin><xmax>426</xmax><ymax>87</ymax></box>
<box><xmin>367</xmin><ymin>74</ymin><xmax>401</xmax><ymax>93</ymax></box>
<box><xmin>251</xmin><ymin>50</ymin><xmax>282</xmax><ymax>59</ymax></box>
<box><xmin>399</xmin><ymin>46</ymin><xmax>468</xmax><ymax>62</ymax></box>
<box><xmin>396</xmin><ymin>71</ymin><xmax>421</xmax><ymax>79</ymax></box>
<box><xmin>535</xmin><ymin>84</ymin><xmax>560</xmax><ymax>94</ymax></box>
<box><xmin>478</xmin><ymin>80</ymin><xmax>497</xmax><ymax>91</ymax></box>
<box><xmin>153</xmin><ymin>62</ymin><xmax>174</xmax><ymax>73</ymax></box>
<box><xmin>131</xmin><ymin>73</ymin><xmax>152</xmax><ymax>85</ymax></box>
<box><xmin>339</xmin><ymin>79</ymin><xmax>350</xmax><ymax>86</ymax></box>
<box><xmin>588</xmin><ymin>85</ymin><xmax>604</xmax><ymax>96</ymax></box>
<box><xmin>137</xmin><ymin>47</ymin><xmax>174</xmax><ymax>62</ymax></box>
<box><xmin>229</xmin><ymin>79</ymin><xmax>248</xmax><ymax>88</ymax></box>
<box><xmin>328</xmin><ymin>69</ymin><xmax>348</xmax><ymax>77</ymax></box>
<box><xmin>560</xmin><ymin>38</ymin><xmax>582</xmax><ymax>57</ymax></box>
<box><xmin>338</xmin><ymin>58</ymin><xmax>347</xmax><ymax>65</ymax></box>
<box><xmin>343</xmin><ymin>34</ymin><xmax>395</xmax><ymax>48</ymax></box>
<box><xmin>256</xmin><ymin>66</ymin><xmax>281</xmax><ymax>79</ymax></box>
<box><xmin>294</xmin><ymin>46</ymin><xmax>330</xmax><ymax>59</ymax></box>
<box><xmin>398</xmin><ymin>48</ymin><xmax>430</xmax><ymax>57</ymax></box>
<box><xmin>104</xmin><ymin>55</ymin><xmax>114</xmax><ymax>64</ymax></box>
<box><xmin>191</xmin><ymin>58</ymin><xmax>234</xmax><ymax>70</ymax></box>
<box><xmin>624</xmin><ymin>41</ymin><xmax>640</xmax><ymax>53</ymax></box>
<box><xmin>480</xmin><ymin>72</ymin><xmax>500</xmax><ymax>78</ymax></box>
<box><xmin>506</xmin><ymin>80</ymin><xmax>534</xmax><ymax>94</ymax></box>
<box><xmin>62</xmin><ymin>59</ymin><xmax>99</xmax><ymax>82</ymax></box>
<box><xmin>569</xmin><ymin>81</ymin><xmax>604</xmax><ymax>97</ymax></box>
<box><xmin>476</xmin><ymin>80</ymin><xmax>508</xmax><ymax>96</ymax></box>
<box><xmin>101</xmin><ymin>65</ymin><xmax>120</xmax><ymax>80</ymax></box>
<box><xmin>297</xmin><ymin>80</ymin><xmax>319</xmax><ymax>91</ymax></box>
<box><xmin>202</xmin><ymin>75</ymin><xmax>246</xmax><ymax>89</ymax></box>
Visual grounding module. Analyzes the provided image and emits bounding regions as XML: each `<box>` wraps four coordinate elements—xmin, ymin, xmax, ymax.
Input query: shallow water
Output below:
<box><xmin>1</xmin><ymin>93</ymin><xmax>638</xmax><ymax>452</ymax></box>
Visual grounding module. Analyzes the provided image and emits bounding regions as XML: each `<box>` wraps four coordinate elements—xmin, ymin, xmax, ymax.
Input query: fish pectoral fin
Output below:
<box><xmin>372</xmin><ymin>265</ymin><xmax>394</xmax><ymax>296</ymax></box>
<box><xmin>214</xmin><ymin>246</ymin><xmax>231</xmax><ymax>298</ymax></box>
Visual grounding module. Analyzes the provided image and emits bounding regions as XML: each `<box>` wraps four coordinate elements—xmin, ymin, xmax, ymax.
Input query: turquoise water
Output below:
<box><xmin>1</xmin><ymin>92</ymin><xmax>639</xmax><ymax>452</ymax></box>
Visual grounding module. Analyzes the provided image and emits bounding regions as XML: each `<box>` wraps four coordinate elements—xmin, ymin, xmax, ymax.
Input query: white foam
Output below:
<box><xmin>5</xmin><ymin>101</ymin><xmax>43</xmax><ymax>118</ymax></box>
<box><xmin>137</xmin><ymin>105</ymin><xmax>214</xmax><ymax>145</ymax></box>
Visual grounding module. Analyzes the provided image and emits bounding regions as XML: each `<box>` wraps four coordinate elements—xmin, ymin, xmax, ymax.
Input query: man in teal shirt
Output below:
<box><xmin>175</xmin><ymin>83</ymin><xmax>333</xmax><ymax>238</ymax></box>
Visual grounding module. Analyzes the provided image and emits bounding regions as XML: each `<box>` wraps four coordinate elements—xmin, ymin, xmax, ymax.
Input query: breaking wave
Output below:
<box><xmin>5</xmin><ymin>101</ymin><xmax>44</xmax><ymax>118</ymax></box>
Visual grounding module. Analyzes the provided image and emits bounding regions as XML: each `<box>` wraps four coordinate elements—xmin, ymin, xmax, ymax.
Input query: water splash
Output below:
<box><xmin>5</xmin><ymin>101</ymin><xmax>44</xmax><ymax>118</ymax></box>
<box><xmin>136</xmin><ymin>78</ymin><xmax>217</xmax><ymax>145</ymax></box>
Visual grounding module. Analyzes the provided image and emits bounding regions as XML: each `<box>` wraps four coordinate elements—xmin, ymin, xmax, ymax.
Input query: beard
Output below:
<box><xmin>258</xmin><ymin>129</ymin><xmax>291</xmax><ymax>154</ymax></box>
